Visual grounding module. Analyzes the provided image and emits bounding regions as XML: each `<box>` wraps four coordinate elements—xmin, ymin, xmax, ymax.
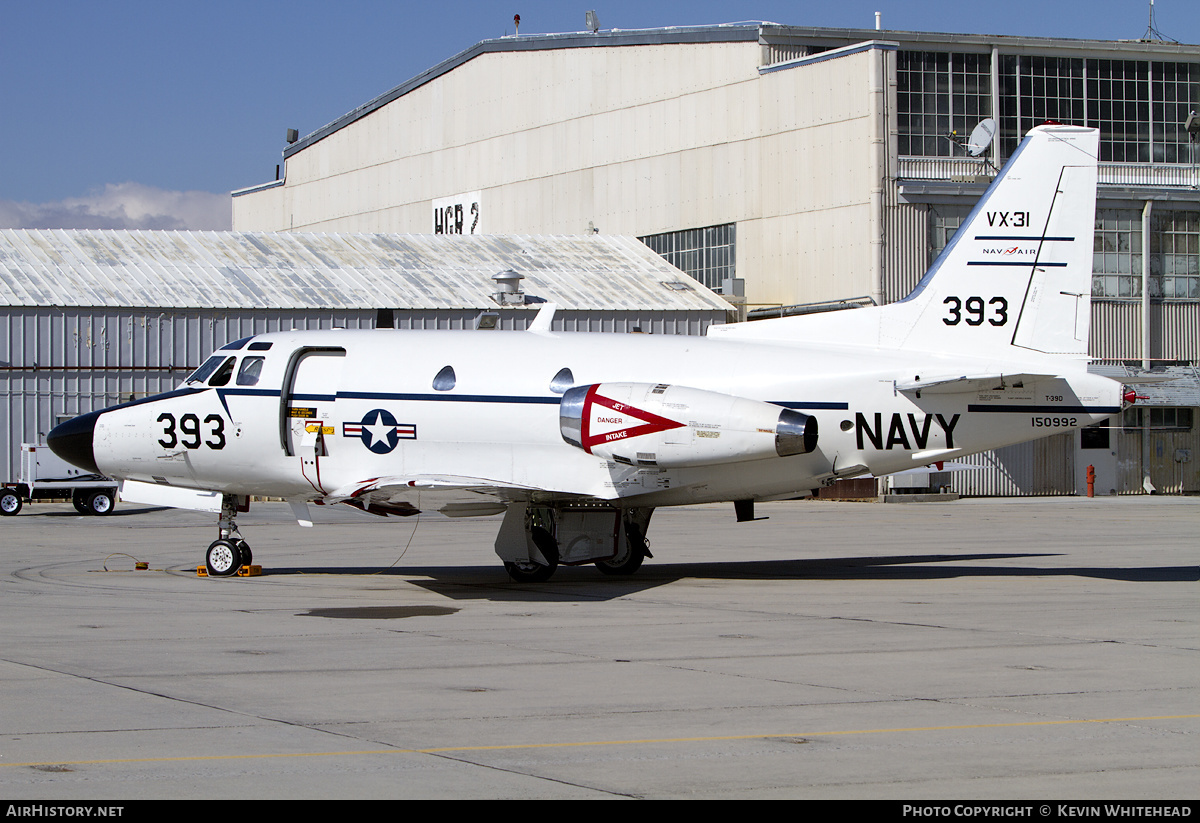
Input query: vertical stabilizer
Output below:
<box><xmin>888</xmin><ymin>125</ymin><xmax>1099</xmax><ymax>359</ymax></box>
<box><xmin>705</xmin><ymin>126</ymin><xmax>1100</xmax><ymax>359</ymax></box>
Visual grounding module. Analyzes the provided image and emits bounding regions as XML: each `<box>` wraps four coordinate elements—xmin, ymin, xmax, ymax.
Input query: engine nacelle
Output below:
<box><xmin>560</xmin><ymin>382</ymin><xmax>817</xmax><ymax>468</ymax></box>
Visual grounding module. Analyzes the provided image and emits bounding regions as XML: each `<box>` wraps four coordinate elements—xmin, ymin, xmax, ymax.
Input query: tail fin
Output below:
<box><xmin>708</xmin><ymin>125</ymin><xmax>1099</xmax><ymax>361</ymax></box>
<box><xmin>889</xmin><ymin>125</ymin><xmax>1098</xmax><ymax>358</ymax></box>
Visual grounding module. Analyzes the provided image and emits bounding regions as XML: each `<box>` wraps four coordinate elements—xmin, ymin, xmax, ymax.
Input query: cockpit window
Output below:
<box><xmin>207</xmin><ymin>357</ymin><xmax>237</xmax><ymax>387</ymax></box>
<box><xmin>236</xmin><ymin>356</ymin><xmax>265</xmax><ymax>386</ymax></box>
<box><xmin>185</xmin><ymin>355</ymin><xmax>226</xmax><ymax>385</ymax></box>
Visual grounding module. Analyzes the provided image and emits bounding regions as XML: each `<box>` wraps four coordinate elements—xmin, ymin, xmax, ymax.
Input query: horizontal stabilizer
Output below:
<box><xmin>1114</xmin><ymin>373</ymin><xmax>1184</xmax><ymax>385</ymax></box>
<box><xmin>895</xmin><ymin>372</ymin><xmax>1055</xmax><ymax>395</ymax></box>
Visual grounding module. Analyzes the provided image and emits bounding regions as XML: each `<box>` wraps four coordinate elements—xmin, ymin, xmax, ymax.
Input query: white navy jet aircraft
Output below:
<box><xmin>49</xmin><ymin>125</ymin><xmax>1133</xmax><ymax>581</ymax></box>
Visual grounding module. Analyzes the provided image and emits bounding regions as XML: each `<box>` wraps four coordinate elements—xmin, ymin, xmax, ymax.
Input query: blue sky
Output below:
<box><xmin>1</xmin><ymin>0</ymin><xmax>1196</xmax><ymax>229</ymax></box>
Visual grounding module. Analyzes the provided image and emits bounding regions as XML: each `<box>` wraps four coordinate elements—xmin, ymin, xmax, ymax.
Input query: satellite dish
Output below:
<box><xmin>967</xmin><ymin>118</ymin><xmax>997</xmax><ymax>157</ymax></box>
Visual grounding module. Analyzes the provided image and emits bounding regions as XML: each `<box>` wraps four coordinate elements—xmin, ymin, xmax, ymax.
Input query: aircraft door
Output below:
<box><xmin>280</xmin><ymin>347</ymin><xmax>346</xmax><ymax>460</ymax></box>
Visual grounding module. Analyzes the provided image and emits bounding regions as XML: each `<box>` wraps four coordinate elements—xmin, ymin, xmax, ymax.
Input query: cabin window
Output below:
<box><xmin>549</xmin><ymin>368</ymin><xmax>574</xmax><ymax>394</ymax></box>
<box><xmin>433</xmin><ymin>365</ymin><xmax>456</xmax><ymax>391</ymax></box>
<box><xmin>236</xmin><ymin>357</ymin><xmax>265</xmax><ymax>386</ymax></box>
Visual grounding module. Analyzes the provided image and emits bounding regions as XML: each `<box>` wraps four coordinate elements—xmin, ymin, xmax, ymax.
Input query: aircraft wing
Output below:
<box><xmin>323</xmin><ymin>474</ymin><xmax>547</xmax><ymax>518</ymax></box>
<box><xmin>895</xmin><ymin>372</ymin><xmax>1056</xmax><ymax>395</ymax></box>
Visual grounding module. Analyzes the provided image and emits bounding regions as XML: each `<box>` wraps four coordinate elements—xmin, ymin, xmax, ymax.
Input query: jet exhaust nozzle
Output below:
<box><xmin>774</xmin><ymin>408</ymin><xmax>819</xmax><ymax>457</ymax></box>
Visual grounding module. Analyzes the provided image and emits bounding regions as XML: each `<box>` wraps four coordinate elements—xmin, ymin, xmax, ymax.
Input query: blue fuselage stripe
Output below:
<box><xmin>967</xmin><ymin>404</ymin><xmax>1120</xmax><ymax>414</ymax></box>
<box><xmin>769</xmin><ymin>401</ymin><xmax>849</xmax><ymax>410</ymax></box>
<box><xmin>967</xmin><ymin>261</ymin><xmax>1069</xmax><ymax>267</ymax></box>
<box><xmin>974</xmin><ymin>235</ymin><xmax>1074</xmax><ymax>242</ymax></box>
<box><xmin>200</xmin><ymin>387</ymin><xmax>848</xmax><ymax>410</ymax></box>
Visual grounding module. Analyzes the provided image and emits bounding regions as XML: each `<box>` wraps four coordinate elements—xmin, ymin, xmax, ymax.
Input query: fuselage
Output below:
<box><xmin>62</xmin><ymin>326</ymin><xmax>1124</xmax><ymax>509</ymax></box>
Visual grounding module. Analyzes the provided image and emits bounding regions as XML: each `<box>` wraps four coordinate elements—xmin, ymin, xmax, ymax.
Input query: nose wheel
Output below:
<box><xmin>205</xmin><ymin>494</ymin><xmax>252</xmax><ymax>577</ymax></box>
<box><xmin>206</xmin><ymin>539</ymin><xmax>243</xmax><ymax>577</ymax></box>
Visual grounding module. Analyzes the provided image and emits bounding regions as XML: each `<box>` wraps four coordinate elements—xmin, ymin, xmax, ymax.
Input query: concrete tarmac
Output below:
<box><xmin>0</xmin><ymin>496</ymin><xmax>1196</xmax><ymax>799</ymax></box>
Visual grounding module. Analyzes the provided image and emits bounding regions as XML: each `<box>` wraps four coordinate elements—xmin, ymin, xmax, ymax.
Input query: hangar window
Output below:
<box><xmin>997</xmin><ymin>55</ymin><xmax>1087</xmax><ymax>160</ymax></box>
<box><xmin>1151</xmin><ymin>62</ymin><xmax>1200</xmax><ymax>164</ymax></box>
<box><xmin>927</xmin><ymin>205</ymin><xmax>972</xmax><ymax>262</ymax></box>
<box><xmin>1154</xmin><ymin>210</ymin><xmax>1200</xmax><ymax>300</ymax></box>
<box><xmin>1092</xmin><ymin>209</ymin><xmax>1199</xmax><ymax>301</ymax></box>
<box><xmin>433</xmin><ymin>365</ymin><xmax>456</xmax><ymax>391</ymax></box>
<box><xmin>1122</xmin><ymin>407</ymin><xmax>1194</xmax><ymax>432</ymax></box>
<box><xmin>639</xmin><ymin>223</ymin><xmax>736</xmax><ymax>292</ymax></box>
<box><xmin>897</xmin><ymin>51</ymin><xmax>992</xmax><ymax>158</ymax></box>
<box><xmin>996</xmin><ymin>56</ymin><xmax>1199</xmax><ymax>164</ymax></box>
<box><xmin>1092</xmin><ymin>209</ymin><xmax>1144</xmax><ymax>298</ymax></box>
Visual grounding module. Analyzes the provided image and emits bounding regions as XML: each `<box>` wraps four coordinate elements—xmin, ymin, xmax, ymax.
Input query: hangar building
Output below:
<box><xmin>232</xmin><ymin>21</ymin><xmax>1200</xmax><ymax>495</ymax></box>
<box><xmin>0</xmin><ymin>229</ymin><xmax>730</xmax><ymax>482</ymax></box>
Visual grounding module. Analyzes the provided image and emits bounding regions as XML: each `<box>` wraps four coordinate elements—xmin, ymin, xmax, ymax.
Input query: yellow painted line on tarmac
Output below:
<box><xmin>3</xmin><ymin>714</ymin><xmax>1196</xmax><ymax>768</ymax></box>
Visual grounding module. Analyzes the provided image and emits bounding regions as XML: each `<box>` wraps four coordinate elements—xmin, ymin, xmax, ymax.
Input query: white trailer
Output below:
<box><xmin>1</xmin><ymin>443</ymin><xmax>118</xmax><ymax>516</ymax></box>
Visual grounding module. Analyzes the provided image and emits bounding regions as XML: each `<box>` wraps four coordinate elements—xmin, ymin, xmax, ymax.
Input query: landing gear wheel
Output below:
<box><xmin>205</xmin><ymin>539</ymin><xmax>243</xmax><ymax>577</ymax></box>
<box><xmin>503</xmin><ymin>559</ymin><xmax>556</xmax><ymax>583</ymax></box>
<box><xmin>0</xmin><ymin>491</ymin><xmax>22</xmax><ymax>516</ymax></box>
<box><xmin>236</xmin><ymin>540</ymin><xmax>252</xmax><ymax>567</ymax></box>
<box><xmin>504</xmin><ymin>525</ymin><xmax>559</xmax><ymax>582</ymax></box>
<box><xmin>595</xmin><ymin>542</ymin><xmax>645</xmax><ymax>576</ymax></box>
<box><xmin>85</xmin><ymin>490</ymin><xmax>115</xmax><ymax>516</ymax></box>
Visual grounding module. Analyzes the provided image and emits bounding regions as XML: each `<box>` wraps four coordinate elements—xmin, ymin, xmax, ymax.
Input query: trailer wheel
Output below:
<box><xmin>85</xmin><ymin>490</ymin><xmax>116</xmax><ymax>516</ymax></box>
<box><xmin>0</xmin><ymin>491</ymin><xmax>22</xmax><ymax>516</ymax></box>
<box><xmin>72</xmin><ymin>493</ymin><xmax>89</xmax><ymax>514</ymax></box>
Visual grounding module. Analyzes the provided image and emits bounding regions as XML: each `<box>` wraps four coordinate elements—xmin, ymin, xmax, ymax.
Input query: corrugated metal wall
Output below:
<box><xmin>882</xmin><ymin>194</ymin><xmax>929</xmax><ymax>303</ymax></box>
<box><xmin>949</xmin><ymin>433</ymin><xmax>1076</xmax><ymax>496</ymax></box>
<box><xmin>1090</xmin><ymin>300</ymin><xmax>1200</xmax><ymax>362</ymax></box>
<box><xmin>1118</xmin><ymin>428</ymin><xmax>1200</xmax><ymax>494</ymax></box>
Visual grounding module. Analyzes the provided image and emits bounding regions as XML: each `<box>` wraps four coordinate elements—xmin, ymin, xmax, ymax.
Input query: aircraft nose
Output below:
<box><xmin>47</xmin><ymin>410</ymin><xmax>103</xmax><ymax>476</ymax></box>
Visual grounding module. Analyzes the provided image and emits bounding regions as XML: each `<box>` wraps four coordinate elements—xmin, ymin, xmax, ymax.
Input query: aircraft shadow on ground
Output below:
<box><xmin>37</xmin><ymin>507</ymin><xmax>174</xmax><ymax>518</ymax></box>
<box><xmin>252</xmin><ymin>553</ymin><xmax>1200</xmax><ymax>603</ymax></box>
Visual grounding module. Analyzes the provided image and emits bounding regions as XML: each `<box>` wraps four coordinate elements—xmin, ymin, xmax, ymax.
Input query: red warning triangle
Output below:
<box><xmin>580</xmin><ymin>384</ymin><xmax>685</xmax><ymax>454</ymax></box>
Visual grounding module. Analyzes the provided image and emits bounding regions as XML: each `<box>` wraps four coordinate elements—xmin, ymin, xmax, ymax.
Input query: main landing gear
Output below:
<box><xmin>495</xmin><ymin>503</ymin><xmax>653</xmax><ymax>583</ymax></box>
<box><xmin>205</xmin><ymin>494</ymin><xmax>253</xmax><ymax>577</ymax></box>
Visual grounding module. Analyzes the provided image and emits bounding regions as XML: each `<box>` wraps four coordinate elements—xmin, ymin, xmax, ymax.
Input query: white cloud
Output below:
<box><xmin>0</xmin><ymin>183</ymin><xmax>232</xmax><ymax>231</ymax></box>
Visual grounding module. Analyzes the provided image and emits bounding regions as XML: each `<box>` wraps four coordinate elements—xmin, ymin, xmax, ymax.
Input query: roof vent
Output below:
<box><xmin>492</xmin><ymin>270</ymin><xmax>526</xmax><ymax>305</ymax></box>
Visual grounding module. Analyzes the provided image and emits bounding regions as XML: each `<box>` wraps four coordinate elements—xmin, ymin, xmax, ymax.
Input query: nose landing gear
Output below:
<box><xmin>204</xmin><ymin>494</ymin><xmax>252</xmax><ymax>577</ymax></box>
